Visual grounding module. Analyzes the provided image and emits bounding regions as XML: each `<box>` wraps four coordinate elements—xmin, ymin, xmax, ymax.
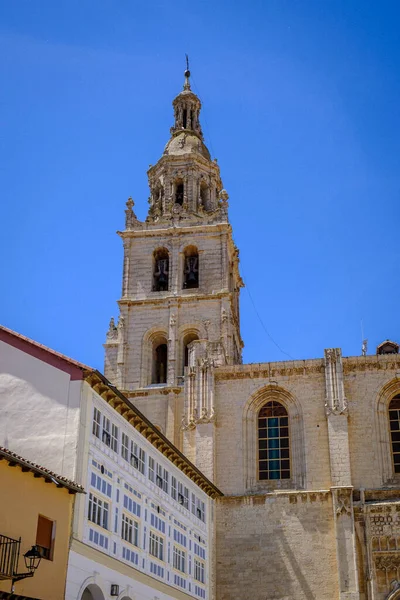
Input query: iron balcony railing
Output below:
<box><xmin>0</xmin><ymin>535</ymin><xmax>20</xmax><ymax>580</ymax></box>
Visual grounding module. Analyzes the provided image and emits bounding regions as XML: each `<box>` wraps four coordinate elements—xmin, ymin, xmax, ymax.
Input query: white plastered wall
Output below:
<box><xmin>0</xmin><ymin>340</ymin><xmax>82</xmax><ymax>480</ymax></box>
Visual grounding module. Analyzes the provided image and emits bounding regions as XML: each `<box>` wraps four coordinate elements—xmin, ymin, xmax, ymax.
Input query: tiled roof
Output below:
<box><xmin>86</xmin><ymin>370</ymin><xmax>224</xmax><ymax>499</ymax></box>
<box><xmin>0</xmin><ymin>447</ymin><xmax>85</xmax><ymax>494</ymax></box>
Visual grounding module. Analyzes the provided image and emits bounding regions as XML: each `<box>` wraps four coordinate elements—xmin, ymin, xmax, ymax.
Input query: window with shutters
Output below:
<box><xmin>36</xmin><ymin>515</ymin><xmax>55</xmax><ymax>560</ymax></box>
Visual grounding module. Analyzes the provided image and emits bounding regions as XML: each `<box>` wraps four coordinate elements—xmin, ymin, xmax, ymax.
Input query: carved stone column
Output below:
<box><xmin>325</xmin><ymin>348</ymin><xmax>351</xmax><ymax>486</ymax></box>
<box><xmin>331</xmin><ymin>487</ymin><xmax>360</xmax><ymax>600</ymax></box>
<box><xmin>181</xmin><ymin>342</ymin><xmax>216</xmax><ymax>480</ymax></box>
<box><xmin>116</xmin><ymin>314</ymin><xmax>126</xmax><ymax>390</ymax></box>
<box><xmin>325</xmin><ymin>348</ymin><xmax>359</xmax><ymax>599</ymax></box>
<box><xmin>167</xmin><ymin>310</ymin><xmax>177</xmax><ymax>386</ymax></box>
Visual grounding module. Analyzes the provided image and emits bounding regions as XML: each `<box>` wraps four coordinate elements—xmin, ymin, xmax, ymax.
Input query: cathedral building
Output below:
<box><xmin>103</xmin><ymin>65</ymin><xmax>400</xmax><ymax>600</ymax></box>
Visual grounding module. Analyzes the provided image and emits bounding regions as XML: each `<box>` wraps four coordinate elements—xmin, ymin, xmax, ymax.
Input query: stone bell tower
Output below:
<box><xmin>104</xmin><ymin>64</ymin><xmax>243</xmax><ymax>462</ymax></box>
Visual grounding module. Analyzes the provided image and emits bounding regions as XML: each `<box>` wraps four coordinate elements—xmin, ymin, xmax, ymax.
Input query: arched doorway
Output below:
<box><xmin>80</xmin><ymin>583</ymin><xmax>105</xmax><ymax>600</ymax></box>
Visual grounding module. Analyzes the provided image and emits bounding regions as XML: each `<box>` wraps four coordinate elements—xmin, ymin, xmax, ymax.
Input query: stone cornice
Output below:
<box><xmin>85</xmin><ymin>370</ymin><xmax>222</xmax><ymax>499</ymax></box>
<box><xmin>217</xmin><ymin>489</ymin><xmax>331</xmax><ymax>505</ymax></box>
<box><xmin>215</xmin><ymin>359</ymin><xmax>325</xmax><ymax>381</ymax></box>
<box><xmin>118</xmin><ymin>290</ymin><xmax>233</xmax><ymax>307</ymax></box>
<box><xmin>147</xmin><ymin>151</ymin><xmax>219</xmax><ymax>173</ymax></box>
<box><xmin>342</xmin><ymin>354</ymin><xmax>400</xmax><ymax>374</ymax></box>
<box><xmin>118</xmin><ymin>221</ymin><xmax>231</xmax><ymax>238</ymax></box>
<box><xmin>213</xmin><ymin>354</ymin><xmax>400</xmax><ymax>381</ymax></box>
<box><xmin>123</xmin><ymin>386</ymin><xmax>183</xmax><ymax>398</ymax></box>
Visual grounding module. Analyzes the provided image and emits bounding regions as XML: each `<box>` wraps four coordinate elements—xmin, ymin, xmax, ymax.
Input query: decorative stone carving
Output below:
<box><xmin>106</xmin><ymin>317</ymin><xmax>118</xmax><ymax>341</ymax></box>
<box><xmin>376</xmin><ymin>556</ymin><xmax>400</xmax><ymax>572</ymax></box>
<box><xmin>117</xmin><ymin>315</ymin><xmax>124</xmax><ymax>332</ymax></box>
<box><xmin>324</xmin><ymin>347</ymin><xmax>348</xmax><ymax>415</ymax></box>
<box><xmin>219</xmin><ymin>189</ymin><xmax>229</xmax><ymax>207</ymax></box>
<box><xmin>125</xmin><ymin>197</ymin><xmax>137</xmax><ymax>229</ymax></box>
<box><xmin>181</xmin><ymin>351</ymin><xmax>215</xmax><ymax>429</ymax></box>
<box><xmin>332</xmin><ymin>487</ymin><xmax>352</xmax><ymax>516</ymax></box>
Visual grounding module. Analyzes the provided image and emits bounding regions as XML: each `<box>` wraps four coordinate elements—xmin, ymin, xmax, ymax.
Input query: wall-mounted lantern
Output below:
<box><xmin>13</xmin><ymin>544</ymin><xmax>42</xmax><ymax>585</ymax></box>
<box><xmin>110</xmin><ymin>584</ymin><xmax>120</xmax><ymax>596</ymax></box>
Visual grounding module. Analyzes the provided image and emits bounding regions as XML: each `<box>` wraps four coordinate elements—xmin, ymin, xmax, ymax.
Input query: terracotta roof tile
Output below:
<box><xmin>0</xmin><ymin>446</ymin><xmax>85</xmax><ymax>493</ymax></box>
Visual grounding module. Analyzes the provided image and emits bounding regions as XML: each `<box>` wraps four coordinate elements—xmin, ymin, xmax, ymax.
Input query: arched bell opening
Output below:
<box><xmin>153</xmin><ymin>248</ymin><xmax>169</xmax><ymax>292</ymax></box>
<box><xmin>183</xmin><ymin>245</ymin><xmax>199</xmax><ymax>289</ymax></box>
<box><xmin>199</xmin><ymin>182</ymin><xmax>209</xmax><ymax>211</ymax></box>
<box><xmin>152</xmin><ymin>338</ymin><xmax>168</xmax><ymax>384</ymax></box>
<box><xmin>175</xmin><ymin>180</ymin><xmax>184</xmax><ymax>206</ymax></box>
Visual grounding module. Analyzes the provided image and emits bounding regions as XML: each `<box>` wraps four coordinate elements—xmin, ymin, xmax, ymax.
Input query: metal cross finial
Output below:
<box><xmin>183</xmin><ymin>54</ymin><xmax>191</xmax><ymax>90</ymax></box>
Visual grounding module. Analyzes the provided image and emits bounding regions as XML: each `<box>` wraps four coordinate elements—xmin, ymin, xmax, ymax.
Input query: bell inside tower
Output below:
<box><xmin>153</xmin><ymin>248</ymin><xmax>169</xmax><ymax>291</ymax></box>
<box><xmin>183</xmin><ymin>246</ymin><xmax>199</xmax><ymax>289</ymax></box>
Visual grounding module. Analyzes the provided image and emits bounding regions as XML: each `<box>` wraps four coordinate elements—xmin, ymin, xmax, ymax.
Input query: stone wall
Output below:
<box><xmin>216</xmin><ymin>492</ymin><xmax>338</xmax><ymax>600</ymax></box>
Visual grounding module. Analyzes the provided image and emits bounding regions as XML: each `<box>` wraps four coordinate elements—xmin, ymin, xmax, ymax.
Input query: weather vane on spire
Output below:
<box><xmin>183</xmin><ymin>54</ymin><xmax>191</xmax><ymax>90</ymax></box>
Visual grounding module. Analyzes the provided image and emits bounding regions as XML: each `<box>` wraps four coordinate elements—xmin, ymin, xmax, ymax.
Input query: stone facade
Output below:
<box><xmin>105</xmin><ymin>68</ymin><xmax>400</xmax><ymax>600</ymax></box>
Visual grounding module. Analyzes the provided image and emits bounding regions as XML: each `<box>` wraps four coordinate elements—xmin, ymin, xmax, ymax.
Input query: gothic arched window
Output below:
<box><xmin>389</xmin><ymin>394</ymin><xmax>400</xmax><ymax>473</ymax></box>
<box><xmin>153</xmin><ymin>248</ymin><xmax>169</xmax><ymax>292</ymax></box>
<box><xmin>152</xmin><ymin>340</ymin><xmax>168</xmax><ymax>384</ymax></box>
<box><xmin>183</xmin><ymin>246</ymin><xmax>199</xmax><ymax>289</ymax></box>
<box><xmin>258</xmin><ymin>401</ymin><xmax>290</xmax><ymax>480</ymax></box>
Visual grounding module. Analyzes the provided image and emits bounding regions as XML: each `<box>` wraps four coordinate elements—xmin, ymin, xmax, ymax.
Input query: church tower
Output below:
<box><xmin>104</xmin><ymin>65</ymin><xmax>243</xmax><ymax>468</ymax></box>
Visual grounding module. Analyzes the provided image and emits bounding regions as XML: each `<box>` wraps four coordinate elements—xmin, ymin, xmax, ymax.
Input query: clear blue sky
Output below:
<box><xmin>1</xmin><ymin>0</ymin><xmax>399</xmax><ymax>369</ymax></box>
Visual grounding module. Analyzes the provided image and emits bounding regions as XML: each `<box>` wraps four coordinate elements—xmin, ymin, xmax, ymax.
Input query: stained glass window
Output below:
<box><xmin>389</xmin><ymin>395</ymin><xmax>400</xmax><ymax>473</ymax></box>
<box><xmin>258</xmin><ymin>401</ymin><xmax>290</xmax><ymax>480</ymax></box>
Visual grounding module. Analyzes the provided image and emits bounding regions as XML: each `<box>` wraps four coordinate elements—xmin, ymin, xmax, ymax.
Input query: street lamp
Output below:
<box><xmin>12</xmin><ymin>545</ymin><xmax>42</xmax><ymax>587</ymax></box>
<box><xmin>23</xmin><ymin>546</ymin><xmax>42</xmax><ymax>574</ymax></box>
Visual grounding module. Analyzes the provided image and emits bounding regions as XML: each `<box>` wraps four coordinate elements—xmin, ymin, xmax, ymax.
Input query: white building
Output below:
<box><xmin>0</xmin><ymin>325</ymin><xmax>222</xmax><ymax>600</ymax></box>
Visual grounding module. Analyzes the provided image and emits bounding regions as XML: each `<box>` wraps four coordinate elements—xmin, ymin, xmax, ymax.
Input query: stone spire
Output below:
<box><xmin>146</xmin><ymin>60</ymin><xmax>225</xmax><ymax>222</ymax></box>
<box><xmin>170</xmin><ymin>58</ymin><xmax>203</xmax><ymax>140</ymax></box>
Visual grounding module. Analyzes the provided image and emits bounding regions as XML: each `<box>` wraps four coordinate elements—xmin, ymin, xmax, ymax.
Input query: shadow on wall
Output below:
<box><xmin>216</xmin><ymin>497</ymin><xmax>336</xmax><ymax>600</ymax></box>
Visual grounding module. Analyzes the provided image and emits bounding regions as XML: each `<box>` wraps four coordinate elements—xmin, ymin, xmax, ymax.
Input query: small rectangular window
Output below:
<box><xmin>149</xmin><ymin>457</ymin><xmax>155</xmax><ymax>482</ymax></box>
<box><xmin>122</xmin><ymin>433</ymin><xmax>129</xmax><ymax>461</ymax></box>
<box><xmin>102</xmin><ymin>416</ymin><xmax>111</xmax><ymax>446</ymax></box>
<box><xmin>88</xmin><ymin>492</ymin><xmax>109</xmax><ymax>530</ymax></box>
<box><xmin>149</xmin><ymin>531</ymin><xmax>164</xmax><ymax>561</ymax></box>
<box><xmin>111</xmin><ymin>423</ymin><xmax>119</xmax><ymax>452</ymax></box>
<box><xmin>92</xmin><ymin>407</ymin><xmax>101</xmax><ymax>439</ymax></box>
<box><xmin>173</xmin><ymin>546</ymin><xmax>186</xmax><ymax>573</ymax></box>
<box><xmin>131</xmin><ymin>442</ymin><xmax>146</xmax><ymax>474</ymax></box>
<box><xmin>121</xmin><ymin>514</ymin><xmax>139</xmax><ymax>546</ymax></box>
<box><xmin>36</xmin><ymin>515</ymin><xmax>54</xmax><ymax>560</ymax></box>
<box><xmin>194</xmin><ymin>558</ymin><xmax>205</xmax><ymax>583</ymax></box>
<box><xmin>171</xmin><ymin>476</ymin><xmax>177</xmax><ymax>500</ymax></box>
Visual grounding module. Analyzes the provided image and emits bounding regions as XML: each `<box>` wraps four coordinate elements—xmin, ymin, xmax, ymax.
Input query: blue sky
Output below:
<box><xmin>1</xmin><ymin>0</ymin><xmax>399</xmax><ymax>369</ymax></box>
